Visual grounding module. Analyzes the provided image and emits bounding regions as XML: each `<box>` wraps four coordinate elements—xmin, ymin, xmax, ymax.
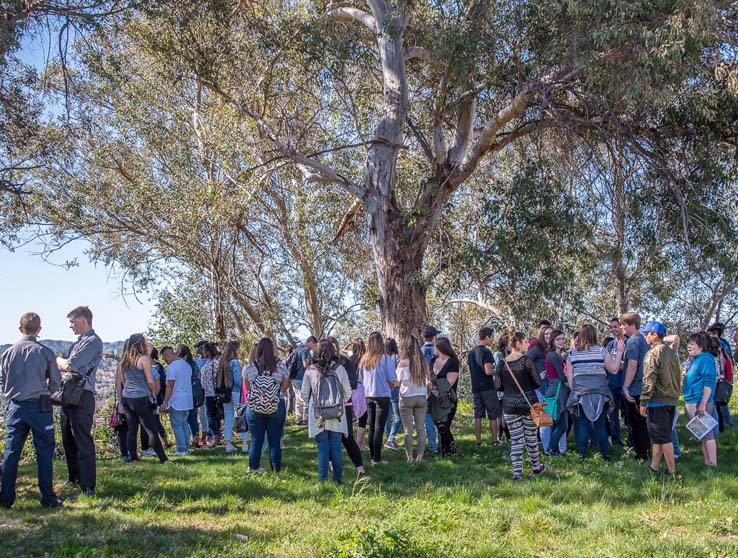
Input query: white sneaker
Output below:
<box><xmin>141</xmin><ymin>450</ymin><xmax>156</xmax><ymax>458</ymax></box>
<box><xmin>171</xmin><ymin>451</ymin><xmax>189</xmax><ymax>457</ymax></box>
<box><xmin>225</xmin><ymin>443</ymin><xmax>236</xmax><ymax>453</ymax></box>
<box><xmin>248</xmin><ymin>467</ymin><xmax>266</xmax><ymax>473</ymax></box>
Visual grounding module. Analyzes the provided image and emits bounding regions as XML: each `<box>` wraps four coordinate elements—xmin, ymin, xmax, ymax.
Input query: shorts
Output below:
<box><xmin>357</xmin><ymin>411</ymin><xmax>367</xmax><ymax>428</ymax></box>
<box><xmin>646</xmin><ymin>405</ymin><xmax>676</xmax><ymax>444</ymax></box>
<box><xmin>473</xmin><ymin>390</ymin><xmax>502</xmax><ymax>420</ymax></box>
<box><xmin>684</xmin><ymin>402</ymin><xmax>715</xmax><ymax>441</ymax></box>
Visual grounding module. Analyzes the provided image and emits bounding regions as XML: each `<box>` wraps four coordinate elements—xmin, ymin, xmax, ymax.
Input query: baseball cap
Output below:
<box><xmin>641</xmin><ymin>321</ymin><xmax>666</xmax><ymax>336</ymax></box>
<box><xmin>422</xmin><ymin>326</ymin><xmax>441</xmax><ymax>339</ymax></box>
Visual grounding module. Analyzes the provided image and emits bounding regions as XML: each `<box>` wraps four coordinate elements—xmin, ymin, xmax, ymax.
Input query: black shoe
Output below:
<box><xmin>80</xmin><ymin>488</ymin><xmax>96</xmax><ymax>497</ymax></box>
<box><xmin>0</xmin><ymin>500</ymin><xmax>12</xmax><ymax>509</ymax></box>
<box><xmin>41</xmin><ymin>498</ymin><xmax>63</xmax><ymax>509</ymax></box>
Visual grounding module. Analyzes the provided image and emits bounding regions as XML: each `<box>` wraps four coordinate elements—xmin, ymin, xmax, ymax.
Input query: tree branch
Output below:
<box><xmin>325</xmin><ymin>5</ymin><xmax>377</xmax><ymax>31</ymax></box>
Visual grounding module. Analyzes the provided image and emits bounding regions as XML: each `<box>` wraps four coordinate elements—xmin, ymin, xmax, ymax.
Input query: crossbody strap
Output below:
<box><xmin>504</xmin><ymin>359</ymin><xmax>533</xmax><ymax>410</ymax></box>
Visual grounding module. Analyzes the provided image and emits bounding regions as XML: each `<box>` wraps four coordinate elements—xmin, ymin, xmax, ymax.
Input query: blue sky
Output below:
<box><xmin>0</xmin><ymin>241</ymin><xmax>153</xmax><ymax>344</ymax></box>
<box><xmin>1</xmin><ymin>31</ymin><xmax>154</xmax><ymax>344</ymax></box>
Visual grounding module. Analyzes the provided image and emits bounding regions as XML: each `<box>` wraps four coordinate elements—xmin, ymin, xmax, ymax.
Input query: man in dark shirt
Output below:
<box><xmin>604</xmin><ymin>317</ymin><xmax>627</xmax><ymax>447</ymax></box>
<box><xmin>293</xmin><ymin>336</ymin><xmax>317</xmax><ymax>426</ymax></box>
<box><xmin>468</xmin><ymin>327</ymin><xmax>501</xmax><ymax>445</ymax></box>
<box><xmin>620</xmin><ymin>312</ymin><xmax>651</xmax><ymax>460</ymax></box>
<box><xmin>56</xmin><ymin>306</ymin><xmax>103</xmax><ymax>496</ymax></box>
<box><xmin>422</xmin><ymin>326</ymin><xmax>440</xmax><ymax>454</ymax></box>
<box><xmin>0</xmin><ymin>312</ymin><xmax>62</xmax><ymax>509</ymax></box>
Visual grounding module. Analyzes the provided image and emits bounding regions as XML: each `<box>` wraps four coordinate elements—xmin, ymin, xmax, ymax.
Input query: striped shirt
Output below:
<box><xmin>569</xmin><ymin>346</ymin><xmax>608</xmax><ymax>391</ymax></box>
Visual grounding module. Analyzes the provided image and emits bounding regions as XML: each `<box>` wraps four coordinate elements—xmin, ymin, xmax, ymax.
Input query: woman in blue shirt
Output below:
<box><xmin>359</xmin><ymin>332</ymin><xmax>398</xmax><ymax>466</ymax></box>
<box><xmin>220</xmin><ymin>341</ymin><xmax>248</xmax><ymax>454</ymax></box>
<box><xmin>684</xmin><ymin>332</ymin><xmax>717</xmax><ymax>466</ymax></box>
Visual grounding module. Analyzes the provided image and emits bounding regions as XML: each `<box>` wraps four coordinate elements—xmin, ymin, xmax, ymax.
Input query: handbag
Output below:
<box><xmin>504</xmin><ymin>360</ymin><xmax>554</xmax><ymax>427</ymax></box>
<box><xmin>51</xmin><ymin>372</ymin><xmax>87</xmax><ymax>407</ymax></box>
<box><xmin>715</xmin><ymin>379</ymin><xmax>733</xmax><ymax>405</ymax></box>
<box><xmin>543</xmin><ymin>380</ymin><xmax>562</xmax><ymax>419</ymax></box>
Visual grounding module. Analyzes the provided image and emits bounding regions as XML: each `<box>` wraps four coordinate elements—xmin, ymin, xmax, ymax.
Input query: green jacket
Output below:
<box><xmin>640</xmin><ymin>341</ymin><xmax>682</xmax><ymax>406</ymax></box>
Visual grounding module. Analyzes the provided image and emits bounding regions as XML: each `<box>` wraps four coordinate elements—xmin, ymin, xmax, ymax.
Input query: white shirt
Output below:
<box><xmin>397</xmin><ymin>366</ymin><xmax>427</xmax><ymax>398</ymax></box>
<box><xmin>165</xmin><ymin>359</ymin><xmax>193</xmax><ymax>411</ymax></box>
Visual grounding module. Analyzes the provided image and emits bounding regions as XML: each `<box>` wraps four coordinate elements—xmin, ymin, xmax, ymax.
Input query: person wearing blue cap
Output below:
<box><xmin>639</xmin><ymin>321</ymin><xmax>681</xmax><ymax>476</ymax></box>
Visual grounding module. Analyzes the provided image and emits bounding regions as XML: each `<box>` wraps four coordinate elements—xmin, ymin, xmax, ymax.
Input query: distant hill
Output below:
<box><xmin>0</xmin><ymin>339</ymin><xmax>125</xmax><ymax>357</ymax></box>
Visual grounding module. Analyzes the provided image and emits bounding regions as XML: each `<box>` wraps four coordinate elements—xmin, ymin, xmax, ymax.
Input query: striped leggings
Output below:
<box><xmin>504</xmin><ymin>413</ymin><xmax>541</xmax><ymax>477</ymax></box>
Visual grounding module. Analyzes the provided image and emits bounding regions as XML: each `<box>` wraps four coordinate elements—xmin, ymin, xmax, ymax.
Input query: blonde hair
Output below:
<box><xmin>359</xmin><ymin>332</ymin><xmax>385</xmax><ymax>370</ymax></box>
<box><xmin>120</xmin><ymin>334</ymin><xmax>147</xmax><ymax>370</ymax></box>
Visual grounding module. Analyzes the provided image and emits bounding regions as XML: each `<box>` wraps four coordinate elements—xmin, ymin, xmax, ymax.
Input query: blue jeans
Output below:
<box><xmin>547</xmin><ymin>411</ymin><xmax>569</xmax><ymax>454</ymax></box>
<box><xmin>187</xmin><ymin>408</ymin><xmax>199</xmax><ymax>443</ymax></box>
<box><xmin>316</xmin><ymin>430</ymin><xmax>343</xmax><ymax>484</ymax></box>
<box><xmin>573</xmin><ymin>408</ymin><xmax>609</xmax><ymax>458</ymax></box>
<box><xmin>169</xmin><ymin>409</ymin><xmax>190</xmax><ymax>453</ymax></box>
<box><xmin>246</xmin><ymin>408</ymin><xmax>283</xmax><ymax>471</ymax></box>
<box><xmin>425</xmin><ymin>413</ymin><xmax>438</xmax><ymax>452</ymax></box>
<box><xmin>672</xmin><ymin>426</ymin><xmax>681</xmax><ymax>459</ymax></box>
<box><xmin>384</xmin><ymin>386</ymin><xmax>402</xmax><ymax>442</ymax></box>
<box><xmin>0</xmin><ymin>400</ymin><xmax>56</xmax><ymax>505</ymax></box>
<box><xmin>223</xmin><ymin>391</ymin><xmax>248</xmax><ymax>443</ymax></box>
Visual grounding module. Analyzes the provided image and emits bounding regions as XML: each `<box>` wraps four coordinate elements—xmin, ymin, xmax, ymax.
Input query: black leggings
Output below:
<box><xmin>122</xmin><ymin>396</ymin><xmax>168</xmax><ymax>462</ymax></box>
<box><xmin>366</xmin><ymin>397</ymin><xmax>390</xmax><ymax>463</ymax></box>
<box><xmin>141</xmin><ymin>414</ymin><xmax>167</xmax><ymax>450</ymax></box>
<box><xmin>435</xmin><ymin>403</ymin><xmax>457</xmax><ymax>456</ymax></box>
<box><xmin>341</xmin><ymin>404</ymin><xmax>363</xmax><ymax>468</ymax></box>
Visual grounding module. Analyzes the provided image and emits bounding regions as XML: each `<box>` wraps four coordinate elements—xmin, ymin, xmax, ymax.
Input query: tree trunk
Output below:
<box><xmin>610</xmin><ymin>143</ymin><xmax>629</xmax><ymax>315</ymax></box>
<box><xmin>368</xmin><ymin>201</ymin><xmax>435</xmax><ymax>341</ymax></box>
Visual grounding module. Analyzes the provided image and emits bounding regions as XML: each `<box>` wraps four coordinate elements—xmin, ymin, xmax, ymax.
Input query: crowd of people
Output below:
<box><xmin>0</xmin><ymin>307</ymin><xmax>734</xmax><ymax>508</ymax></box>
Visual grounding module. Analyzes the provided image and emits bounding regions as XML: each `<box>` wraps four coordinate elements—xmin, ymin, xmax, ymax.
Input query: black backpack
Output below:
<box><xmin>286</xmin><ymin>346</ymin><xmax>303</xmax><ymax>380</ymax></box>
<box><xmin>191</xmin><ymin>364</ymin><xmax>205</xmax><ymax>408</ymax></box>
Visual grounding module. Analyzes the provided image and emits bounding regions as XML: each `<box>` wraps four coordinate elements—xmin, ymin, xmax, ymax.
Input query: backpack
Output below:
<box><xmin>191</xmin><ymin>364</ymin><xmax>205</xmax><ymax>408</ymax></box>
<box><xmin>214</xmin><ymin>361</ymin><xmax>233</xmax><ymax>404</ymax></box>
<box><xmin>314</xmin><ymin>364</ymin><xmax>344</xmax><ymax>421</ymax></box>
<box><xmin>286</xmin><ymin>346</ymin><xmax>303</xmax><ymax>380</ymax></box>
<box><xmin>247</xmin><ymin>363</ymin><xmax>281</xmax><ymax>414</ymax></box>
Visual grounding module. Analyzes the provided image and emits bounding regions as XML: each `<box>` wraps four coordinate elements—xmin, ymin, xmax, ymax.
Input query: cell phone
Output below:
<box><xmin>39</xmin><ymin>394</ymin><xmax>52</xmax><ymax>413</ymax></box>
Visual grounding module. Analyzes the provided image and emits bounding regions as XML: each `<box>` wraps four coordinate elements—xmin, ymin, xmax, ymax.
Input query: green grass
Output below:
<box><xmin>2</xmin><ymin>404</ymin><xmax>738</xmax><ymax>558</ymax></box>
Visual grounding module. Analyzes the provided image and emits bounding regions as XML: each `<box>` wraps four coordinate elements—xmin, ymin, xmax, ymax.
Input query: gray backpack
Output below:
<box><xmin>314</xmin><ymin>364</ymin><xmax>344</xmax><ymax>420</ymax></box>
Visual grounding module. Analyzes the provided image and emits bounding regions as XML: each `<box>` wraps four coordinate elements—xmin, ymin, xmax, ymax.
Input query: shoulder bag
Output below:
<box><xmin>504</xmin><ymin>359</ymin><xmax>553</xmax><ymax>427</ymax></box>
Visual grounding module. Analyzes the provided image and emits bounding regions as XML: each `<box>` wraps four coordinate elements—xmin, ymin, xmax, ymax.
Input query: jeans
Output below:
<box><xmin>316</xmin><ymin>430</ymin><xmax>343</xmax><ymax>483</ymax></box>
<box><xmin>205</xmin><ymin>396</ymin><xmax>221</xmax><ymax>438</ymax></box>
<box><xmin>366</xmin><ymin>397</ymin><xmax>390</xmax><ymax>462</ymax></box>
<box><xmin>122</xmin><ymin>396</ymin><xmax>168</xmax><ymax>462</ymax></box>
<box><xmin>672</xmin><ymin>426</ymin><xmax>681</xmax><ymax>459</ymax></box>
<box><xmin>625</xmin><ymin>396</ymin><xmax>650</xmax><ymax>459</ymax></box>
<box><xmin>547</xmin><ymin>411</ymin><xmax>569</xmax><ymax>454</ymax></box>
<box><xmin>0</xmin><ymin>400</ymin><xmax>56</xmax><ymax>506</ymax></box>
<box><xmin>223</xmin><ymin>391</ymin><xmax>248</xmax><ymax>443</ymax></box>
<box><xmin>399</xmin><ymin>395</ymin><xmax>427</xmax><ymax>457</ymax></box>
<box><xmin>198</xmin><ymin>404</ymin><xmax>210</xmax><ymax>438</ymax></box>
<box><xmin>187</xmin><ymin>408</ymin><xmax>200</xmax><ymax>443</ymax></box>
<box><xmin>169</xmin><ymin>409</ymin><xmax>190</xmax><ymax>453</ymax></box>
<box><xmin>384</xmin><ymin>386</ymin><xmax>402</xmax><ymax>442</ymax></box>
<box><xmin>60</xmin><ymin>389</ymin><xmax>97</xmax><ymax>490</ymax></box>
<box><xmin>608</xmin><ymin>385</ymin><xmax>626</xmax><ymax>445</ymax></box>
<box><xmin>246</xmin><ymin>408</ymin><xmax>283</xmax><ymax>471</ymax></box>
<box><xmin>425</xmin><ymin>414</ymin><xmax>438</xmax><ymax>452</ymax></box>
<box><xmin>573</xmin><ymin>408</ymin><xmax>609</xmax><ymax>458</ymax></box>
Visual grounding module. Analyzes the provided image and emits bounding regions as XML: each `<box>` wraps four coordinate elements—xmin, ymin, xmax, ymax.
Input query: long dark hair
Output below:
<box><xmin>177</xmin><ymin>344</ymin><xmax>196</xmax><ymax>375</ymax></box>
<box><xmin>313</xmin><ymin>339</ymin><xmax>336</xmax><ymax>375</ymax></box>
<box><xmin>254</xmin><ymin>337</ymin><xmax>278</xmax><ymax>373</ymax></box>
<box><xmin>218</xmin><ymin>341</ymin><xmax>240</xmax><ymax>387</ymax></box>
<box><xmin>401</xmin><ymin>334</ymin><xmax>428</xmax><ymax>388</ymax></box>
<box><xmin>547</xmin><ymin>329</ymin><xmax>565</xmax><ymax>353</ymax></box>
<box><xmin>384</xmin><ymin>338</ymin><xmax>398</xmax><ymax>356</ymax></box>
<box><xmin>434</xmin><ymin>337</ymin><xmax>457</xmax><ymax>358</ymax></box>
<box><xmin>349</xmin><ymin>338</ymin><xmax>366</xmax><ymax>368</ymax></box>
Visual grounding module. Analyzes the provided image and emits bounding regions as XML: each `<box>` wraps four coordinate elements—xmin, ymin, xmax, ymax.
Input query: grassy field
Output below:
<box><xmin>1</xmin><ymin>404</ymin><xmax>738</xmax><ymax>558</ymax></box>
